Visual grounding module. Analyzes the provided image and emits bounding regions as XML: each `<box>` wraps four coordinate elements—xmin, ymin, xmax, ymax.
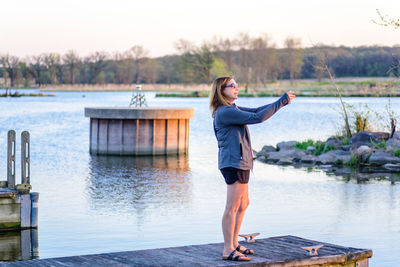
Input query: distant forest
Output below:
<box><xmin>1</xmin><ymin>34</ymin><xmax>399</xmax><ymax>88</ymax></box>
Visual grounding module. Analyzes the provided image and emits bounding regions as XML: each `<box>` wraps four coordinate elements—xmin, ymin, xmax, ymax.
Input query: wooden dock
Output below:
<box><xmin>0</xmin><ymin>235</ymin><xmax>372</xmax><ymax>266</ymax></box>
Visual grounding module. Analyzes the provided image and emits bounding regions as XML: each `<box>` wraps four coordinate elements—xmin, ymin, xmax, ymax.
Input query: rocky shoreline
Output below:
<box><xmin>255</xmin><ymin>131</ymin><xmax>400</xmax><ymax>182</ymax></box>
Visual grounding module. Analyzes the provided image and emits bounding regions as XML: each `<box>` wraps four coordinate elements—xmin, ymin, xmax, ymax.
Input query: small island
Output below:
<box><xmin>0</xmin><ymin>90</ymin><xmax>55</xmax><ymax>97</ymax></box>
<box><xmin>256</xmin><ymin>131</ymin><xmax>400</xmax><ymax>182</ymax></box>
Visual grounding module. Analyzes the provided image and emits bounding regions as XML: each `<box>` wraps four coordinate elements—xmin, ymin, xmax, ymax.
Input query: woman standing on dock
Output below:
<box><xmin>210</xmin><ymin>77</ymin><xmax>295</xmax><ymax>261</ymax></box>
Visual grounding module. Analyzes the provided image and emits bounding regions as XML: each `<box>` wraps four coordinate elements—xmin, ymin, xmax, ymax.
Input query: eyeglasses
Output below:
<box><xmin>224</xmin><ymin>83</ymin><xmax>238</xmax><ymax>89</ymax></box>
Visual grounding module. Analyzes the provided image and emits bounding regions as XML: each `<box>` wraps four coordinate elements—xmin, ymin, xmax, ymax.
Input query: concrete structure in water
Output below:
<box><xmin>84</xmin><ymin>107</ymin><xmax>194</xmax><ymax>156</ymax></box>
<box><xmin>1</xmin><ymin>131</ymin><xmax>39</xmax><ymax>231</ymax></box>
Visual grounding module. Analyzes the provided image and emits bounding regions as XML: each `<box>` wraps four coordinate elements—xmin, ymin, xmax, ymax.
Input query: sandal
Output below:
<box><xmin>222</xmin><ymin>250</ymin><xmax>251</xmax><ymax>261</ymax></box>
<box><xmin>236</xmin><ymin>245</ymin><xmax>254</xmax><ymax>255</ymax></box>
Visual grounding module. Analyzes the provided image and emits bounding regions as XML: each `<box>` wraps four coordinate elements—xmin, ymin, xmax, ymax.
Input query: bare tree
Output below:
<box><xmin>250</xmin><ymin>34</ymin><xmax>276</xmax><ymax>87</ymax></box>
<box><xmin>0</xmin><ymin>54</ymin><xmax>20</xmax><ymax>87</ymax></box>
<box><xmin>374</xmin><ymin>9</ymin><xmax>400</xmax><ymax>29</ymax></box>
<box><xmin>235</xmin><ymin>32</ymin><xmax>252</xmax><ymax>92</ymax></box>
<box><xmin>194</xmin><ymin>42</ymin><xmax>215</xmax><ymax>83</ymax></box>
<box><xmin>63</xmin><ymin>50</ymin><xmax>80</xmax><ymax>84</ymax></box>
<box><xmin>130</xmin><ymin>45</ymin><xmax>148</xmax><ymax>83</ymax></box>
<box><xmin>26</xmin><ymin>55</ymin><xmax>43</xmax><ymax>86</ymax></box>
<box><xmin>142</xmin><ymin>58</ymin><xmax>158</xmax><ymax>83</ymax></box>
<box><xmin>87</xmin><ymin>51</ymin><xmax>108</xmax><ymax>84</ymax></box>
<box><xmin>43</xmin><ymin>53</ymin><xmax>61</xmax><ymax>84</ymax></box>
<box><xmin>121</xmin><ymin>51</ymin><xmax>134</xmax><ymax>84</ymax></box>
<box><xmin>214</xmin><ymin>36</ymin><xmax>235</xmax><ymax>72</ymax></box>
<box><xmin>174</xmin><ymin>39</ymin><xmax>196</xmax><ymax>84</ymax></box>
<box><xmin>283</xmin><ymin>37</ymin><xmax>303</xmax><ymax>85</ymax></box>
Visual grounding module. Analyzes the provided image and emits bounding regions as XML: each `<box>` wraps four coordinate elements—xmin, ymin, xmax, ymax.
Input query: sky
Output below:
<box><xmin>1</xmin><ymin>0</ymin><xmax>399</xmax><ymax>58</ymax></box>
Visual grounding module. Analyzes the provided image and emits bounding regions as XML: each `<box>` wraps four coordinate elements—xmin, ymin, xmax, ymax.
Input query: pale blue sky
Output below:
<box><xmin>1</xmin><ymin>0</ymin><xmax>399</xmax><ymax>58</ymax></box>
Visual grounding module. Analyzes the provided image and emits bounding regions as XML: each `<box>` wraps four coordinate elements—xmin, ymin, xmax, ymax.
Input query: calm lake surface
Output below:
<box><xmin>0</xmin><ymin>92</ymin><xmax>399</xmax><ymax>266</ymax></box>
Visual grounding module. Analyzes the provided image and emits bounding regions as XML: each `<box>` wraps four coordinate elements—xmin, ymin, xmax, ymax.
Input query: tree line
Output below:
<box><xmin>1</xmin><ymin>33</ymin><xmax>399</xmax><ymax>88</ymax></box>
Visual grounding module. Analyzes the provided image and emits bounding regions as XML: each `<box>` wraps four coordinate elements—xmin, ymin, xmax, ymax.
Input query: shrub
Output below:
<box><xmin>394</xmin><ymin>149</ymin><xmax>400</xmax><ymax>157</ymax></box>
<box><xmin>371</xmin><ymin>140</ymin><xmax>386</xmax><ymax>150</ymax></box>
<box><xmin>344</xmin><ymin>155</ymin><xmax>358</xmax><ymax>167</ymax></box>
<box><xmin>314</xmin><ymin>142</ymin><xmax>325</xmax><ymax>156</ymax></box>
<box><xmin>295</xmin><ymin>140</ymin><xmax>315</xmax><ymax>150</ymax></box>
<box><xmin>323</xmin><ymin>145</ymin><xmax>335</xmax><ymax>153</ymax></box>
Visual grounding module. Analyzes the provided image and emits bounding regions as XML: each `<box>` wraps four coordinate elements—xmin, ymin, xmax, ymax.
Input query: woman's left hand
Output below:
<box><xmin>287</xmin><ymin>91</ymin><xmax>296</xmax><ymax>104</ymax></box>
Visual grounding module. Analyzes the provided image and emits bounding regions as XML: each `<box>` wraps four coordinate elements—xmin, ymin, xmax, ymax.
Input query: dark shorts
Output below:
<box><xmin>220</xmin><ymin>167</ymin><xmax>250</xmax><ymax>185</ymax></box>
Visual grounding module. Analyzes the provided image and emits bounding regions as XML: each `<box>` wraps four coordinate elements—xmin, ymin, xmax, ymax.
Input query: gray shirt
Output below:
<box><xmin>213</xmin><ymin>93</ymin><xmax>289</xmax><ymax>170</ymax></box>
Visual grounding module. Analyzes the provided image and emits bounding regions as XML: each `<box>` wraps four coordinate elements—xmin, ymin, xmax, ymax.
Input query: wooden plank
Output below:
<box><xmin>166</xmin><ymin>119</ymin><xmax>178</xmax><ymax>154</ymax></box>
<box><xmin>97</xmin><ymin>119</ymin><xmax>109</xmax><ymax>154</ymax></box>
<box><xmin>0</xmin><ymin>236</ymin><xmax>372</xmax><ymax>267</ymax></box>
<box><xmin>107</xmin><ymin>119</ymin><xmax>122</xmax><ymax>155</ymax></box>
<box><xmin>138</xmin><ymin>119</ymin><xmax>153</xmax><ymax>155</ymax></box>
<box><xmin>153</xmin><ymin>119</ymin><xmax>166</xmax><ymax>155</ymax></box>
<box><xmin>177</xmin><ymin>119</ymin><xmax>186</xmax><ymax>153</ymax></box>
<box><xmin>122</xmin><ymin>119</ymin><xmax>137</xmax><ymax>155</ymax></box>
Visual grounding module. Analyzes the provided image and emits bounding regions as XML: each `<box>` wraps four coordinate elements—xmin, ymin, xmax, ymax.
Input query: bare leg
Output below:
<box><xmin>222</xmin><ymin>182</ymin><xmax>248</xmax><ymax>257</ymax></box>
<box><xmin>233</xmin><ymin>184</ymin><xmax>251</xmax><ymax>251</ymax></box>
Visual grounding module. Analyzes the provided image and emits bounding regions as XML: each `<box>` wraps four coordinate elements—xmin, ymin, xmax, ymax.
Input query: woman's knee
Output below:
<box><xmin>224</xmin><ymin>202</ymin><xmax>241</xmax><ymax>215</ymax></box>
<box><xmin>238</xmin><ymin>198</ymin><xmax>250</xmax><ymax>213</ymax></box>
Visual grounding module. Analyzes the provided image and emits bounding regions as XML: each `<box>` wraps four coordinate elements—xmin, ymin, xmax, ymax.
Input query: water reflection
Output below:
<box><xmin>0</xmin><ymin>229</ymin><xmax>38</xmax><ymax>261</ymax></box>
<box><xmin>87</xmin><ymin>154</ymin><xmax>192</xmax><ymax>217</ymax></box>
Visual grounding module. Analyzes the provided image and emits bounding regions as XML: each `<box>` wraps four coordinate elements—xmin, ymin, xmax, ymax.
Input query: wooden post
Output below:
<box><xmin>7</xmin><ymin>130</ymin><xmax>16</xmax><ymax>188</ymax></box>
<box><xmin>21</xmin><ymin>131</ymin><xmax>30</xmax><ymax>185</ymax></box>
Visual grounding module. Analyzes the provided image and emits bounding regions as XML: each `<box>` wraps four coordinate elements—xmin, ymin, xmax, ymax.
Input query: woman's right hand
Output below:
<box><xmin>286</xmin><ymin>91</ymin><xmax>296</xmax><ymax>104</ymax></box>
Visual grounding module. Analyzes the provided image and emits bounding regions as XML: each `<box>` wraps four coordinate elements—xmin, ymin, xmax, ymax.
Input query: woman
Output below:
<box><xmin>210</xmin><ymin>76</ymin><xmax>295</xmax><ymax>261</ymax></box>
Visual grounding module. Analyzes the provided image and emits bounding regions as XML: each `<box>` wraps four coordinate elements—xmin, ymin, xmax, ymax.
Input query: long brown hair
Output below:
<box><xmin>209</xmin><ymin>76</ymin><xmax>233</xmax><ymax>117</ymax></box>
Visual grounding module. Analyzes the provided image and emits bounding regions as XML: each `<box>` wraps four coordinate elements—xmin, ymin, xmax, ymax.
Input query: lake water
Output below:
<box><xmin>0</xmin><ymin>92</ymin><xmax>399</xmax><ymax>266</ymax></box>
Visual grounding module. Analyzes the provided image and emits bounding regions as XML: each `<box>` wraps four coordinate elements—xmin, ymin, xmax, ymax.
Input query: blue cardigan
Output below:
<box><xmin>213</xmin><ymin>93</ymin><xmax>289</xmax><ymax>170</ymax></box>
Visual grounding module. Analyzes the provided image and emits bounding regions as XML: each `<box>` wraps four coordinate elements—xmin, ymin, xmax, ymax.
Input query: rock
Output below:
<box><xmin>256</xmin><ymin>156</ymin><xmax>267</xmax><ymax>162</ymax></box>
<box><xmin>368</xmin><ymin>151</ymin><xmax>400</xmax><ymax>165</ymax></box>
<box><xmin>392</xmin><ymin>131</ymin><xmax>400</xmax><ymax>140</ymax></box>
<box><xmin>386</xmin><ymin>138</ymin><xmax>400</xmax><ymax>151</ymax></box>
<box><xmin>355</xmin><ymin>145</ymin><xmax>373</xmax><ymax>157</ymax></box>
<box><xmin>320</xmin><ymin>150</ymin><xmax>351</xmax><ymax>165</ymax></box>
<box><xmin>267</xmin><ymin>148</ymin><xmax>306</xmax><ymax>163</ymax></box>
<box><xmin>324</xmin><ymin>138</ymin><xmax>342</xmax><ymax>151</ymax></box>
<box><xmin>382</xmin><ymin>163</ymin><xmax>400</xmax><ymax>172</ymax></box>
<box><xmin>351</xmin><ymin>142</ymin><xmax>372</xmax><ymax>150</ymax></box>
<box><xmin>300</xmin><ymin>154</ymin><xmax>317</xmax><ymax>164</ymax></box>
<box><xmin>371</xmin><ymin>132</ymin><xmax>390</xmax><ymax>140</ymax></box>
<box><xmin>333</xmin><ymin>168</ymin><xmax>352</xmax><ymax>176</ymax></box>
<box><xmin>335</xmin><ymin>154</ymin><xmax>352</xmax><ymax>164</ymax></box>
<box><xmin>256</xmin><ymin>145</ymin><xmax>276</xmax><ymax>157</ymax></box>
<box><xmin>352</xmin><ymin>145</ymin><xmax>372</xmax><ymax>163</ymax></box>
<box><xmin>340</xmin><ymin>145</ymin><xmax>351</xmax><ymax>151</ymax></box>
<box><xmin>350</xmin><ymin>131</ymin><xmax>381</xmax><ymax>145</ymax></box>
<box><xmin>277</xmin><ymin>141</ymin><xmax>297</xmax><ymax>150</ymax></box>
<box><xmin>261</xmin><ymin>145</ymin><xmax>277</xmax><ymax>152</ymax></box>
<box><xmin>277</xmin><ymin>158</ymin><xmax>293</xmax><ymax>165</ymax></box>
<box><xmin>316</xmin><ymin>151</ymin><xmax>337</xmax><ymax>164</ymax></box>
<box><xmin>306</xmin><ymin>146</ymin><xmax>315</xmax><ymax>154</ymax></box>
<box><xmin>265</xmin><ymin>153</ymin><xmax>280</xmax><ymax>163</ymax></box>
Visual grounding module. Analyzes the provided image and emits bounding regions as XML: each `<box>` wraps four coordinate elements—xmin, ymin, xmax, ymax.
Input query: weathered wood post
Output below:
<box><xmin>21</xmin><ymin>131</ymin><xmax>30</xmax><ymax>184</ymax></box>
<box><xmin>7</xmin><ymin>130</ymin><xmax>16</xmax><ymax>188</ymax></box>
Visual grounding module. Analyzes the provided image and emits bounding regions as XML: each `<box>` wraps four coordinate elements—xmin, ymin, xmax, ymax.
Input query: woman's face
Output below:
<box><xmin>222</xmin><ymin>79</ymin><xmax>239</xmax><ymax>103</ymax></box>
